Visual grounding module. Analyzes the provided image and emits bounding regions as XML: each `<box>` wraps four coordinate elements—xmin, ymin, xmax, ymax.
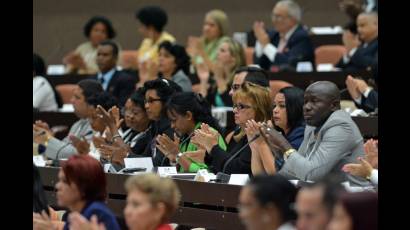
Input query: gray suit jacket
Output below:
<box><xmin>172</xmin><ymin>70</ymin><xmax>192</xmax><ymax>92</ymax></box>
<box><xmin>279</xmin><ymin>110</ymin><xmax>369</xmax><ymax>186</ymax></box>
<box><xmin>44</xmin><ymin>119</ymin><xmax>93</xmax><ymax>159</ymax></box>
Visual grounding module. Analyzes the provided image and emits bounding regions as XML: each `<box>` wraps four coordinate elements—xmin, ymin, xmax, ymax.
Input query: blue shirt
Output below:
<box><xmin>63</xmin><ymin>201</ymin><xmax>120</xmax><ymax>230</ymax></box>
<box><xmin>97</xmin><ymin>68</ymin><xmax>116</xmax><ymax>90</ymax></box>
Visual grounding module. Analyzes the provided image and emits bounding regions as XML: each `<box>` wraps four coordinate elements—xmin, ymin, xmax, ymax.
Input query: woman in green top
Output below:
<box><xmin>156</xmin><ymin>92</ymin><xmax>227</xmax><ymax>172</ymax></box>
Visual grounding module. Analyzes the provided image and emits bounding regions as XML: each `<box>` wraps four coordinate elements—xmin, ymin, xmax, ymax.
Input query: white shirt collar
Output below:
<box><xmin>281</xmin><ymin>25</ymin><xmax>299</xmax><ymax>41</ymax></box>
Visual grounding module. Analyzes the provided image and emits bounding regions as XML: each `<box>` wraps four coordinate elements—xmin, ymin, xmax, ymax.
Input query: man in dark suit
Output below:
<box><xmin>96</xmin><ymin>40</ymin><xmax>136</xmax><ymax>107</ymax></box>
<box><xmin>336</xmin><ymin>12</ymin><xmax>378</xmax><ymax>72</ymax></box>
<box><xmin>253</xmin><ymin>0</ymin><xmax>314</xmax><ymax>71</ymax></box>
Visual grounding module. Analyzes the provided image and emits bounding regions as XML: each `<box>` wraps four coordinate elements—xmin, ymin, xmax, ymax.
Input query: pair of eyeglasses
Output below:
<box><xmin>144</xmin><ymin>98</ymin><xmax>162</xmax><ymax>104</ymax></box>
<box><xmin>233</xmin><ymin>103</ymin><xmax>252</xmax><ymax>110</ymax></box>
<box><xmin>271</xmin><ymin>14</ymin><xmax>289</xmax><ymax>21</ymax></box>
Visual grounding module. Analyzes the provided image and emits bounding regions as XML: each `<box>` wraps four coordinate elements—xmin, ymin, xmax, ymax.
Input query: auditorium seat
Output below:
<box><xmin>55</xmin><ymin>84</ymin><xmax>77</xmax><ymax>104</ymax></box>
<box><xmin>314</xmin><ymin>45</ymin><xmax>346</xmax><ymax>66</ymax></box>
<box><xmin>269</xmin><ymin>80</ymin><xmax>293</xmax><ymax>100</ymax></box>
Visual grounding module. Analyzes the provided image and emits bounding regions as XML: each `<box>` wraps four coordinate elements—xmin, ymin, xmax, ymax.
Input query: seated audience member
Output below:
<box><xmin>253</xmin><ymin>0</ymin><xmax>314</xmax><ymax>71</ymax></box>
<box><xmin>338</xmin><ymin>0</ymin><xmax>363</xmax><ymax>22</ymax></box>
<box><xmin>33</xmin><ymin>53</ymin><xmax>60</xmax><ymax>112</ymax></box>
<box><xmin>345</xmin><ymin>75</ymin><xmax>378</xmax><ymax>113</ymax></box>
<box><xmin>158</xmin><ymin>41</ymin><xmax>192</xmax><ymax>92</ymax></box>
<box><xmin>64</xmin><ymin>16</ymin><xmax>116</xmax><ymax>74</ymax></box>
<box><xmin>157</xmin><ymin>92</ymin><xmax>227</xmax><ymax>172</ymax></box>
<box><xmin>343</xmin><ymin>139</ymin><xmax>378</xmax><ymax>186</ymax></box>
<box><xmin>328</xmin><ymin>192</ymin><xmax>378</xmax><ymax>230</ymax></box>
<box><xmin>135</xmin><ymin>6</ymin><xmax>175</xmax><ymax>87</ymax></box>
<box><xmin>247</xmin><ymin>86</ymin><xmax>305</xmax><ymax>175</ymax></box>
<box><xmin>187</xmin><ymin>9</ymin><xmax>230</xmax><ymax>70</ymax></box>
<box><xmin>295</xmin><ymin>177</ymin><xmax>345</xmax><ymax>230</ymax></box>
<box><xmin>238</xmin><ymin>175</ymin><xmax>297</xmax><ymax>230</ymax></box>
<box><xmin>140</xmin><ymin>79</ymin><xmax>181</xmax><ymax>166</ymax></box>
<box><xmin>335</xmin><ymin>22</ymin><xmax>361</xmax><ymax>70</ymax></box>
<box><xmin>33</xmin><ymin>155</ymin><xmax>120</xmax><ymax>230</ymax></box>
<box><xmin>70</xmin><ymin>173</ymin><xmax>180</xmax><ymax>230</ymax></box>
<box><xmin>33</xmin><ymin>79</ymin><xmax>103</xmax><ymax>160</ymax></box>
<box><xmin>259</xmin><ymin>81</ymin><xmax>368</xmax><ymax>186</ymax></box>
<box><xmin>68</xmin><ymin>91</ymin><xmax>118</xmax><ymax>160</ymax></box>
<box><xmin>96</xmin><ymin>40</ymin><xmax>136</xmax><ymax>107</ymax></box>
<box><xmin>198</xmin><ymin>37</ymin><xmax>246</xmax><ymax>107</ymax></box>
<box><xmin>336</xmin><ymin>12</ymin><xmax>378</xmax><ymax>72</ymax></box>
<box><xmin>192</xmin><ymin>82</ymin><xmax>272</xmax><ymax>175</ymax></box>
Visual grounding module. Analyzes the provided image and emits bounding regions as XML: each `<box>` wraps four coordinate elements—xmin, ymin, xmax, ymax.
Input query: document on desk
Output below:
<box><xmin>228</xmin><ymin>174</ymin><xmax>249</xmax><ymax>185</ymax></box>
<box><xmin>124</xmin><ymin>157</ymin><xmax>153</xmax><ymax>172</ymax></box>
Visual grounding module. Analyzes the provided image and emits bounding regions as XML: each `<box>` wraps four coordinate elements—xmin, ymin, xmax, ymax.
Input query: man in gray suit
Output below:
<box><xmin>260</xmin><ymin>81</ymin><xmax>368</xmax><ymax>186</ymax></box>
<box><xmin>33</xmin><ymin>79</ymin><xmax>102</xmax><ymax>159</ymax></box>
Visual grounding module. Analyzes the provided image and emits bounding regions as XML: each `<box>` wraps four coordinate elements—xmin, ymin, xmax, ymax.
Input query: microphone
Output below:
<box><xmin>55</xmin><ymin>130</ymin><xmax>93</xmax><ymax>160</ymax></box>
<box><xmin>222</xmin><ymin>134</ymin><xmax>260</xmax><ymax>173</ymax></box>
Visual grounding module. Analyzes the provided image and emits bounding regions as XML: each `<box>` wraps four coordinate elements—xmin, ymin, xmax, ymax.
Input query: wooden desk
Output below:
<box><xmin>38</xmin><ymin>166</ymin><xmax>245</xmax><ymax>230</ymax></box>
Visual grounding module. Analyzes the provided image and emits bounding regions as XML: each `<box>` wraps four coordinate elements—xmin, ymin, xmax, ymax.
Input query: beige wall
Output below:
<box><xmin>33</xmin><ymin>0</ymin><xmax>349</xmax><ymax>64</ymax></box>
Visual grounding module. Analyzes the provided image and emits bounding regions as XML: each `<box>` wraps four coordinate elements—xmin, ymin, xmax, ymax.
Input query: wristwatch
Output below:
<box><xmin>176</xmin><ymin>152</ymin><xmax>183</xmax><ymax>163</ymax></box>
<box><xmin>284</xmin><ymin>148</ymin><xmax>296</xmax><ymax>160</ymax></box>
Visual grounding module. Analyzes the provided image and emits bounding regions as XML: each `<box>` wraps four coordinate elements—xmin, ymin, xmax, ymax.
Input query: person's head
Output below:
<box><xmin>124</xmin><ymin>173</ymin><xmax>181</xmax><ymax>230</ymax></box>
<box><xmin>303</xmin><ymin>81</ymin><xmax>340</xmax><ymax>127</ymax></box>
<box><xmin>296</xmin><ymin>177</ymin><xmax>345</xmax><ymax>230</ymax></box>
<box><xmin>230</xmin><ymin>66</ymin><xmax>270</xmax><ymax>96</ymax></box>
<box><xmin>166</xmin><ymin>92</ymin><xmax>221</xmax><ymax>136</ymax></box>
<box><xmin>123</xmin><ymin>89</ymin><xmax>151</xmax><ymax>132</ymax></box>
<box><xmin>272</xmin><ymin>0</ymin><xmax>301</xmax><ymax>34</ymax></box>
<box><xmin>202</xmin><ymin>9</ymin><xmax>229</xmax><ymax>41</ymax></box>
<box><xmin>356</xmin><ymin>12</ymin><xmax>378</xmax><ymax>43</ymax></box>
<box><xmin>97</xmin><ymin>40</ymin><xmax>119</xmax><ymax>73</ymax></box>
<box><xmin>56</xmin><ymin>155</ymin><xmax>106</xmax><ymax>210</ymax></box>
<box><xmin>33</xmin><ymin>164</ymin><xmax>49</xmax><ymax>215</ymax></box>
<box><xmin>233</xmin><ymin>82</ymin><xmax>272</xmax><ymax>128</ymax></box>
<box><xmin>158</xmin><ymin>41</ymin><xmax>191</xmax><ymax>77</ymax></box>
<box><xmin>273</xmin><ymin>87</ymin><xmax>304</xmax><ymax>134</ymax></box>
<box><xmin>328</xmin><ymin>192</ymin><xmax>378</xmax><ymax>230</ymax></box>
<box><xmin>239</xmin><ymin>175</ymin><xmax>297</xmax><ymax>230</ymax></box>
<box><xmin>143</xmin><ymin>79</ymin><xmax>182</xmax><ymax>121</ymax></box>
<box><xmin>86</xmin><ymin>92</ymin><xmax>118</xmax><ymax>133</ymax></box>
<box><xmin>83</xmin><ymin>16</ymin><xmax>116</xmax><ymax>47</ymax></box>
<box><xmin>71</xmin><ymin>79</ymin><xmax>104</xmax><ymax>119</ymax></box>
<box><xmin>33</xmin><ymin>53</ymin><xmax>46</xmax><ymax>77</ymax></box>
<box><xmin>136</xmin><ymin>6</ymin><xmax>168</xmax><ymax>38</ymax></box>
<box><xmin>217</xmin><ymin>37</ymin><xmax>246</xmax><ymax>72</ymax></box>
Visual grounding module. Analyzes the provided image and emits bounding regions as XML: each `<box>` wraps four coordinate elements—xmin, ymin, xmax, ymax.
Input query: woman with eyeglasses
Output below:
<box><xmin>238</xmin><ymin>174</ymin><xmax>297</xmax><ymax>230</ymax></box>
<box><xmin>192</xmin><ymin>82</ymin><xmax>272</xmax><ymax>175</ymax></box>
<box><xmin>95</xmin><ymin>89</ymin><xmax>152</xmax><ymax>168</ymax></box>
<box><xmin>156</xmin><ymin>92</ymin><xmax>227</xmax><ymax>173</ymax></box>
<box><xmin>247</xmin><ymin>86</ymin><xmax>305</xmax><ymax>175</ymax></box>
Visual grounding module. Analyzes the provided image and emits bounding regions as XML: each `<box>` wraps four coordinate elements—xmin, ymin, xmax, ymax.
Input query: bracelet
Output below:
<box><xmin>44</xmin><ymin>134</ymin><xmax>52</xmax><ymax>147</ymax></box>
<box><xmin>284</xmin><ymin>148</ymin><xmax>296</xmax><ymax>159</ymax></box>
<box><xmin>111</xmin><ymin>134</ymin><xmax>121</xmax><ymax>142</ymax></box>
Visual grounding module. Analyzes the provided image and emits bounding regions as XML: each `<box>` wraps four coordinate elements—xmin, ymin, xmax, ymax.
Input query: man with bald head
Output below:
<box><xmin>336</xmin><ymin>12</ymin><xmax>378</xmax><ymax>72</ymax></box>
<box><xmin>260</xmin><ymin>81</ymin><xmax>368</xmax><ymax>186</ymax></box>
<box><xmin>253</xmin><ymin>0</ymin><xmax>314</xmax><ymax>71</ymax></box>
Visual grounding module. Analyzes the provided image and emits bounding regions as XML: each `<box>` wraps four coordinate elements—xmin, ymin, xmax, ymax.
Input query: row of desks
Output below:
<box><xmin>38</xmin><ymin>166</ymin><xmax>245</xmax><ymax>230</ymax></box>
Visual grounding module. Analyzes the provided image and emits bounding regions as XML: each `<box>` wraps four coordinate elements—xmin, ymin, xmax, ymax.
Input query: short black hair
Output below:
<box><xmin>166</xmin><ymin>92</ymin><xmax>222</xmax><ymax>134</ymax></box>
<box><xmin>247</xmin><ymin>174</ymin><xmax>297</xmax><ymax>222</ymax></box>
<box><xmin>84</xmin><ymin>16</ymin><xmax>116</xmax><ymax>39</ymax></box>
<box><xmin>33</xmin><ymin>164</ymin><xmax>49</xmax><ymax>215</ymax></box>
<box><xmin>86</xmin><ymin>91</ymin><xmax>118</xmax><ymax>110</ymax></box>
<box><xmin>235</xmin><ymin>66</ymin><xmax>270</xmax><ymax>88</ymax></box>
<box><xmin>136</xmin><ymin>6</ymin><xmax>168</xmax><ymax>32</ymax></box>
<box><xmin>77</xmin><ymin>79</ymin><xmax>104</xmax><ymax>101</ymax></box>
<box><xmin>278</xmin><ymin>87</ymin><xmax>305</xmax><ymax>129</ymax></box>
<box><xmin>143</xmin><ymin>78</ymin><xmax>182</xmax><ymax>102</ymax></box>
<box><xmin>158</xmin><ymin>41</ymin><xmax>191</xmax><ymax>76</ymax></box>
<box><xmin>130</xmin><ymin>88</ymin><xmax>146</xmax><ymax>109</ymax></box>
<box><xmin>33</xmin><ymin>53</ymin><xmax>46</xmax><ymax>76</ymax></box>
<box><xmin>99</xmin><ymin>40</ymin><xmax>119</xmax><ymax>58</ymax></box>
<box><xmin>343</xmin><ymin>21</ymin><xmax>358</xmax><ymax>35</ymax></box>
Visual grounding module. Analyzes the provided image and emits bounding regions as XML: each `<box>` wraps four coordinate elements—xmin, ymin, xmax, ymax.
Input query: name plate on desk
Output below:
<box><xmin>124</xmin><ymin>157</ymin><xmax>153</xmax><ymax>172</ymax></box>
<box><xmin>228</xmin><ymin>174</ymin><xmax>249</xmax><ymax>185</ymax></box>
<box><xmin>157</xmin><ymin>167</ymin><xmax>177</xmax><ymax>177</ymax></box>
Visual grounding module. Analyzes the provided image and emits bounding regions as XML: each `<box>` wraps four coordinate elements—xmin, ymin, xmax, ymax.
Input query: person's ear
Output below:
<box><xmin>154</xmin><ymin>202</ymin><xmax>166</xmax><ymax>222</ymax></box>
<box><xmin>185</xmin><ymin>111</ymin><xmax>193</xmax><ymax>121</ymax></box>
<box><xmin>330</xmin><ymin>99</ymin><xmax>340</xmax><ymax>111</ymax></box>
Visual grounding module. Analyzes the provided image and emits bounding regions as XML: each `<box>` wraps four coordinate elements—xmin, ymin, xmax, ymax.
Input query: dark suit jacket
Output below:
<box><xmin>355</xmin><ymin>89</ymin><xmax>378</xmax><ymax>113</ymax></box>
<box><xmin>336</xmin><ymin>38</ymin><xmax>378</xmax><ymax>72</ymax></box>
<box><xmin>254</xmin><ymin>25</ymin><xmax>315</xmax><ymax>70</ymax></box>
<box><xmin>95</xmin><ymin>70</ymin><xmax>136</xmax><ymax>107</ymax></box>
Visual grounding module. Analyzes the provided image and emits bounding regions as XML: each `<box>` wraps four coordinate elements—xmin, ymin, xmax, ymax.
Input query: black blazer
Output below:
<box><xmin>336</xmin><ymin>38</ymin><xmax>378</xmax><ymax>72</ymax></box>
<box><xmin>355</xmin><ymin>89</ymin><xmax>378</xmax><ymax>113</ymax></box>
<box><xmin>95</xmin><ymin>70</ymin><xmax>136</xmax><ymax>107</ymax></box>
<box><xmin>254</xmin><ymin>24</ymin><xmax>315</xmax><ymax>70</ymax></box>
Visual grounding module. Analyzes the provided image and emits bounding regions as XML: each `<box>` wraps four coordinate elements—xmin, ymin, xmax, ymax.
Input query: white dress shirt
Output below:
<box><xmin>33</xmin><ymin>76</ymin><xmax>58</xmax><ymax>111</ymax></box>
